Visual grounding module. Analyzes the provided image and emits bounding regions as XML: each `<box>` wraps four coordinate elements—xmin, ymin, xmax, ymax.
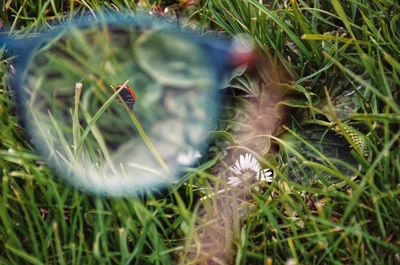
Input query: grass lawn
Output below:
<box><xmin>1</xmin><ymin>0</ymin><xmax>399</xmax><ymax>264</ymax></box>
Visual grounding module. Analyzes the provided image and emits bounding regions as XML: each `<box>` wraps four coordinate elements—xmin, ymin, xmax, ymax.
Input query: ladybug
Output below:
<box><xmin>116</xmin><ymin>84</ymin><xmax>136</xmax><ymax>111</ymax></box>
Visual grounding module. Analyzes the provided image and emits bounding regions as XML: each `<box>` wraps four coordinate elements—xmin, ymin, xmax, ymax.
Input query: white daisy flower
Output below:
<box><xmin>227</xmin><ymin>153</ymin><xmax>273</xmax><ymax>187</ymax></box>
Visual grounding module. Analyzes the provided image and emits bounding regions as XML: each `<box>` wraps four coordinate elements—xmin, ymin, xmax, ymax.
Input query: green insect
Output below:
<box><xmin>332</xmin><ymin>123</ymin><xmax>369</xmax><ymax>157</ymax></box>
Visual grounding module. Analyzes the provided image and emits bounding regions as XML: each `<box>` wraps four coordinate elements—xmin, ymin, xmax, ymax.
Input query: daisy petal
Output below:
<box><xmin>245</xmin><ymin>153</ymin><xmax>251</xmax><ymax>168</ymax></box>
<box><xmin>227</xmin><ymin>177</ymin><xmax>241</xmax><ymax>186</ymax></box>
<box><xmin>257</xmin><ymin>169</ymin><xmax>273</xmax><ymax>182</ymax></box>
<box><xmin>230</xmin><ymin>167</ymin><xmax>239</xmax><ymax>175</ymax></box>
<box><xmin>262</xmin><ymin>169</ymin><xmax>272</xmax><ymax>176</ymax></box>
<box><xmin>240</xmin><ymin>154</ymin><xmax>246</xmax><ymax>170</ymax></box>
<box><xmin>234</xmin><ymin>160</ymin><xmax>242</xmax><ymax>172</ymax></box>
<box><xmin>255</xmin><ymin>155</ymin><xmax>261</xmax><ymax>167</ymax></box>
<box><xmin>252</xmin><ymin>158</ymin><xmax>260</xmax><ymax>172</ymax></box>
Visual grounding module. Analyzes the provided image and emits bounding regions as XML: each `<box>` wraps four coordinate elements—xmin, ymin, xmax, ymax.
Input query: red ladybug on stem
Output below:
<box><xmin>115</xmin><ymin>84</ymin><xmax>136</xmax><ymax>111</ymax></box>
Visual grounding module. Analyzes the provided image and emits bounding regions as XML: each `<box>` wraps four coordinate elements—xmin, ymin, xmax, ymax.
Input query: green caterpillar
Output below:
<box><xmin>332</xmin><ymin>123</ymin><xmax>369</xmax><ymax>157</ymax></box>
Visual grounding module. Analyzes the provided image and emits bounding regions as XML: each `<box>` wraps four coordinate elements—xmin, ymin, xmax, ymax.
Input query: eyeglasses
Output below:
<box><xmin>1</xmin><ymin>14</ymin><xmax>253</xmax><ymax>196</ymax></box>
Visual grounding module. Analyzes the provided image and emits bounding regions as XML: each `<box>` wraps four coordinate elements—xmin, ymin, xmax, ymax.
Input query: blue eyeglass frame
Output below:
<box><xmin>0</xmin><ymin>13</ymin><xmax>240</xmax><ymax>195</ymax></box>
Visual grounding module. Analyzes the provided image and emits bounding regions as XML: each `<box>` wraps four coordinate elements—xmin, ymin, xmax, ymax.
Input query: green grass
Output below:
<box><xmin>1</xmin><ymin>0</ymin><xmax>400</xmax><ymax>264</ymax></box>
